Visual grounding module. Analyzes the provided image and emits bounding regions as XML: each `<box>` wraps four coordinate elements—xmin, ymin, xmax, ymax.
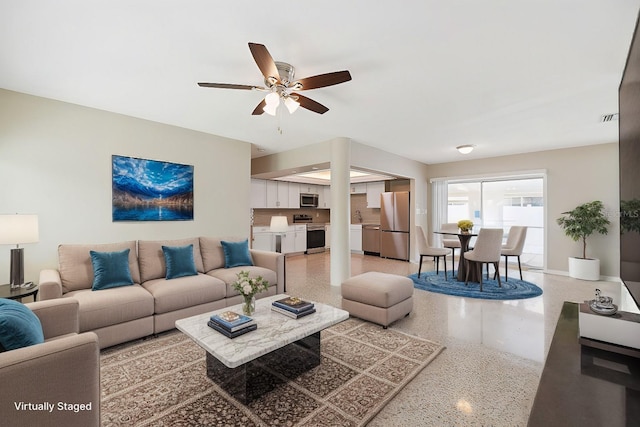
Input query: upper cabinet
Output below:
<box><xmin>350</xmin><ymin>183</ymin><xmax>367</xmax><ymax>194</ymax></box>
<box><xmin>251</xmin><ymin>179</ymin><xmax>301</xmax><ymax>209</ymax></box>
<box><xmin>300</xmin><ymin>184</ymin><xmax>318</xmax><ymax>194</ymax></box>
<box><xmin>266</xmin><ymin>181</ymin><xmax>292</xmax><ymax>208</ymax></box>
<box><xmin>318</xmin><ymin>186</ymin><xmax>331</xmax><ymax>209</ymax></box>
<box><xmin>288</xmin><ymin>183</ymin><xmax>300</xmax><ymax>209</ymax></box>
<box><xmin>250</xmin><ymin>179</ymin><xmax>267</xmax><ymax>208</ymax></box>
<box><xmin>366</xmin><ymin>181</ymin><xmax>386</xmax><ymax>208</ymax></box>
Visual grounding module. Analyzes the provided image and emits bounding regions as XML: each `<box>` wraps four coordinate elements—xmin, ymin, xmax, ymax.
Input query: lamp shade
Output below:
<box><xmin>284</xmin><ymin>97</ymin><xmax>300</xmax><ymax>114</ymax></box>
<box><xmin>0</xmin><ymin>214</ymin><xmax>39</xmax><ymax>245</ymax></box>
<box><xmin>269</xmin><ymin>216</ymin><xmax>289</xmax><ymax>233</ymax></box>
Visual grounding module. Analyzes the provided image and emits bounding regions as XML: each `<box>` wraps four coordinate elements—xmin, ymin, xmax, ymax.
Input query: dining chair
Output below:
<box><xmin>440</xmin><ymin>223</ymin><xmax>461</xmax><ymax>265</ymax></box>
<box><xmin>464</xmin><ymin>228</ymin><xmax>503</xmax><ymax>291</ymax></box>
<box><xmin>416</xmin><ymin>226</ymin><xmax>451</xmax><ymax>279</ymax></box>
<box><xmin>499</xmin><ymin>226</ymin><xmax>528</xmax><ymax>281</ymax></box>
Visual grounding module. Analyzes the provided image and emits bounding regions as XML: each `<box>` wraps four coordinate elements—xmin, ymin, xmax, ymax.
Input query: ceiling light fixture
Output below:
<box><xmin>284</xmin><ymin>96</ymin><xmax>300</xmax><ymax>114</ymax></box>
<box><xmin>263</xmin><ymin>92</ymin><xmax>280</xmax><ymax>116</ymax></box>
<box><xmin>456</xmin><ymin>145</ymin><xmax>475</xmax><ymax>154</ymax></box>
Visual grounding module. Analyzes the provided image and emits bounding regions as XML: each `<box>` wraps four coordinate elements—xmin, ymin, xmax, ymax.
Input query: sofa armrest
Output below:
<box><xmin>39</xmin><ymin>269</ymin><xmax>63</xmax><ymax>300</ymax></box>
<box><xmin>0</xmin><ymin>332</ymin><xmax>100</xmax><ymax>427</ymax></box>
<box><xmin>26</xmin><ymin>298</ymin><xmax>79</xmax><ymax>339</ymax></box>
<box><xmin>250</xmin><ymin>249</ymin><xmax>285</xmax><ymax>294</ymax></box>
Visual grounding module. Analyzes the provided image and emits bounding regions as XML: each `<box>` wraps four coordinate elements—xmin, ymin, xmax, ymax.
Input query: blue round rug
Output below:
<box><xmin>408</xmin><ymin>271</ymin><xmax>543</xmax><ymax>300</ymax></box>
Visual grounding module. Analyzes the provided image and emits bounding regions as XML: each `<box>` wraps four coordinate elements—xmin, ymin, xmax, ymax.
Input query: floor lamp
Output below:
<box><xmin>270</xmin><ymin>216</ymin><xmax>289</xmax><ymax>253</ymax></box>
<box><xmin>0</xmin><ymin>214</ymin><xmax>39</xmax><ymax>289</ymax></box>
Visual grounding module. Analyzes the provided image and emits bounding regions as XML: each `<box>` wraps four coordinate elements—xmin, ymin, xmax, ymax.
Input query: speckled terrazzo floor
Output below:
<box><xmin>283</xmin><ymin>252</ymin><xmax>625</xmax><ymax>426</ymax></box>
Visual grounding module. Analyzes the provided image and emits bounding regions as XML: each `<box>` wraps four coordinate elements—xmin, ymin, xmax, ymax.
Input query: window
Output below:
<box><xmin>444</xmin><ymin>176</ymin><xmax>544</xmax><ymax>269</ymax></box>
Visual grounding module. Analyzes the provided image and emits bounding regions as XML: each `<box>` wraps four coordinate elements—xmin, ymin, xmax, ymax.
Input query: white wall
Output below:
<box><xmin>426</xmin><ymin>143</ymin><xmax>620</xmax><ymax>277</ymax></box>
<box><xmin>0</xmin><ymin>89</ymin><xmax>252</xmax><ymax>283</ymax></box>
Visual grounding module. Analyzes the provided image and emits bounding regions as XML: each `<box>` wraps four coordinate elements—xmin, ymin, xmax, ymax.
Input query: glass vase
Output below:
<box><xmin>242</xmin><ymin>295</ymin><xmax>256</xmax><ymax>316</ymax></box>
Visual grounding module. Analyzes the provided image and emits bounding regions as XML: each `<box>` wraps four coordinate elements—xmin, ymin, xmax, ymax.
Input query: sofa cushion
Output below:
<box><xmin>207</xmin><ymin>266</ymin><xmax>277</xmax><ymax>298</ymax></box>
<box><xmin>90</xmin><ymin>249</ymin><xmax>135</xmax><ymax>290</ymax></box>
<box><xmin>64</xmin><ymin>285</ymin><xmax>154</xmax><ymax>332</ymax></box>
<box><xmin>58</xmin><ymin>241</ymin><xmax>141</xmax><ymax>293</ymax></box>
<box><xmin>141</xmin><ymin>274</ymin><xmax>226</xmax><ymax>314</ymax></box>
<box><xmin>200</xmin><ymin>236</ymin><xmax>247</xmax><ymax>272</ymax></box>
<box><xmin>138</xmin><ymin>238</ymin><xmax>204</xmax><ymax>283</ymax></box>
<box><xmin>221</xmin><ymin>239</ymin><xmax>253</xmax><ymax>268</ymax></box>
<box><xmin>0</xmin><ymin>298</ymin><xmax>44</xmax><ymax>351</ymax></box>
<box><xmin>162</xmin><ymin>245</ymin><xmax>198</xmax><ymax>279</ymax></box>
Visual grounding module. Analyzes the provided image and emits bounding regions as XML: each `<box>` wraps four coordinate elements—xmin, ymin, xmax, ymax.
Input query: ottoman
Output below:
<box><xmin>341</xmin><ymin>272</ymin><xmax>414</xmax><ymax>328</ymax></box>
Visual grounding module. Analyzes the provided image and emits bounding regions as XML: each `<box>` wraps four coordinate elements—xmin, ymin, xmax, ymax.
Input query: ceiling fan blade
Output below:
<box><xmin>293</xmin><ymin>70</ymin><xmax>352</xmax><ymax>91</ymax></box>
<box><xmin>293</xmin><ymin>93</ymin><xmax>329</xmax><ymax>114</ymax></box>
<box><xmin>248</xmin><ymin>43</ymin><xmax>280</xmax><ymax>83</ymax></box>
<box><xmin>198</xmin><ymin>82</ymin><xmax>261</xmax><ymax>90</ymax></box>
<box><xmin>251</xmin><ymin>99</ymin><xmax>266</xmax><ymax>115</ymax></box>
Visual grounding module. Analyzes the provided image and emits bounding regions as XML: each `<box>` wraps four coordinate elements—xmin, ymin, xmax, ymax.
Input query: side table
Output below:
<box><xmin>0</xmin><ymin>283</ymin><xmax>39</xmax><ymax>302</ymax></box>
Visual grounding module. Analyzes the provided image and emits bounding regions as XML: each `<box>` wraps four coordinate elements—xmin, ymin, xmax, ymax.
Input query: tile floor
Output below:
<box><xmin>284</xmin><ymin>252</ymin><xmax>630</xmax><ymax>426</ymax></box>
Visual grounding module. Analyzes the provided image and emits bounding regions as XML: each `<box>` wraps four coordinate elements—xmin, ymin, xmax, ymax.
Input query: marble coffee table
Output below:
<box><xmin>175</xmin><ymin>294</ymin><xmax>349</xmax><ymax>403</ymax></box>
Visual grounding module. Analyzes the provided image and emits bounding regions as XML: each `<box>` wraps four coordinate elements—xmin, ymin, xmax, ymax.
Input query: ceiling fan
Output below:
<box><xmin>198</xmin><ymin>43</ymin><xmax>352</xmax><ymax>115</ymax></box>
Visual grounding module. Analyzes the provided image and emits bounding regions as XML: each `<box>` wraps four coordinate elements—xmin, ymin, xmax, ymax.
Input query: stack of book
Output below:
<box><xmin>271</xmin><ymin>296</ymin><xmax>316</xmax><ymax>319</ymax></box>
<box><xmin>208</xmin><ymin>311</ymin><xmax>256</xmax><ymax>338</ymax></box>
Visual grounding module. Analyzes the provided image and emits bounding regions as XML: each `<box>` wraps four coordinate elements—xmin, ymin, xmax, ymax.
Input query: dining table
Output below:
<box><xmin>434</xmin><ymin>230</ymin><xmax>479</xmax><ymax>282</ymax></box>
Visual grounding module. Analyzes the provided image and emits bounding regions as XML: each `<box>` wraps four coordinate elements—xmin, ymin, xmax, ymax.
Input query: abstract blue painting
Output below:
<box><xmin>112</xmin><ymin>155</ymin><xmax>194</xmax><ymax>221</ymax></box>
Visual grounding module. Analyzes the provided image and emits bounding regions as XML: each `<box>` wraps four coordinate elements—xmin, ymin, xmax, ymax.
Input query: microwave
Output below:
<box><xmin>300</xmin><ymin>193</ymin><xmax>319</xmax><ymax>208</ymax></box>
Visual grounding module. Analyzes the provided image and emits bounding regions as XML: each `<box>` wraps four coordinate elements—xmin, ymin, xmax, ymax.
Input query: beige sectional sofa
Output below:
<box><xmin>38</xmin><ymin>237</ymin><xmax>284</xmax><ymax>349</ymax></box>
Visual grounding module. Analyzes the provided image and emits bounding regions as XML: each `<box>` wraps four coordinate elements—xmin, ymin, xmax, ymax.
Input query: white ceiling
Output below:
<box><xmin>2</xmin><ymin>1</ymin><xmax>639</xmax><ymax>164</ymax></box>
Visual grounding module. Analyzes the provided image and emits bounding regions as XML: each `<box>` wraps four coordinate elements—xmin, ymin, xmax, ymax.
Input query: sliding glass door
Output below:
<box><xmin>447</xmin><ymin>177</ymin><xmax>544</xmax><ymax>269</ymax></box>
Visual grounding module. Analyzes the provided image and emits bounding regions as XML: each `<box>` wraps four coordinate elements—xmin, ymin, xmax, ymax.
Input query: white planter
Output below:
<box><xmin>568</xmin><ymin>257</ymin><xmax>600</xmax><ymax>281</ymax></box>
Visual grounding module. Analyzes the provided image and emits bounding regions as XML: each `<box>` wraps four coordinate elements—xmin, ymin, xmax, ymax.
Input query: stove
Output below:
<box><xmin>293</xmin><ymin>214</ymin><xmax>325</xmax><ymax>253</ymax></box>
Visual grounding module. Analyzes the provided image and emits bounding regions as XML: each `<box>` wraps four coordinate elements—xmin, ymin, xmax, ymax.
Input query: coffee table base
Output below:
<box><xmin>206</xmin><ymin>332</ymin><xmax>321</xmax><ymax>404</ymax></box>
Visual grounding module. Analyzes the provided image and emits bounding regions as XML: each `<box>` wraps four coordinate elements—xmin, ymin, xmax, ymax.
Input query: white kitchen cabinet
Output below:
<box><xmin>350</xmin><ymin>183</ymin><xmax>366</xmax><ymax>194</ymax></box>
<box><xmin>318</xmin><ymin>186</ymin><xmax>331</xmax><ymax>209</ymax></box>
<box><xmin>300</xmin><ymin>184</ymin><xmax>318</xmax><ymax>194</ymax></box>
<box><xmin>250</xmin><ymin>179</ymin><xmax>267</xmax><ymax>208</ymax></box>
<box><xmin>294</xmin><ymin>225</ymin><xmax>307</xmax><ymax>252</ymax></box>
<box><xmin>366</xmin><ymin>181</ymin><xmax>385</xmax><ymax>208</ymax></box>
<box><xmin>266</xmin><ymin>181</ymin><xmax>290</xmax><ymax>208</ymax></box>
<box><xmin>288</xmin><ymin>183</ymin><xmax>300</xmax><ymax>209</ymax></box>
<box><xmin>279</xmin><ymin>231</ymin><xmax>296</xmax><ymax>254</ymax></box>
<box><xmin>252</xmin><ymin>230</ymin><xmax>274</xmax><ymax>251</ymax></box>
<box><xmin>350</xmin><ymin>224</ymin><xmax>363</xmax><ymax>252</ymax></box>
<box><xmin>325</xmin><ymin>224</ymin><xmax>331</xmax><ymax>248</ymax></box>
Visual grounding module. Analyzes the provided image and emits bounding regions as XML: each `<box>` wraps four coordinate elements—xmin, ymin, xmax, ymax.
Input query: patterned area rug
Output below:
<box><xmin>101</xmin><ymin>318</ymin><xmax>444</xmax><ymax>426</ymax></box>
<box><xmin>409</xmin><ymin>270</ymin><xmax>543</xmax><ymax>300</ymax></box>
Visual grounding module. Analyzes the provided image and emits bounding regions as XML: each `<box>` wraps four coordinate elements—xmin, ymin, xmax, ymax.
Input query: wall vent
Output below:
<box><xmin>601</xmin><ymin>113</ymin><xmax>619</xmax><ymax>122</ymax></box>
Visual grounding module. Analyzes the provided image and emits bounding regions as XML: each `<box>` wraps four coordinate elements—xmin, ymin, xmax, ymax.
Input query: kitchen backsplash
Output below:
<box><xmin>252</xmin><ymin>194</ymin><xmax>382</xmax><ymax>226</ymax></box>
<box><xmin>252</xmin><ymin>208</ymin><xmax>331</xmax><ymax>226</ymax></box>
<box><xmin>350</xmin><ymin>194</ymin><xmax>381</xmax><ymax>224</ymax></box>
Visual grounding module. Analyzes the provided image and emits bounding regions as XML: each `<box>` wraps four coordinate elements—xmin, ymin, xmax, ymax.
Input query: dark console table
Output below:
<box><xmin>528</xmin><ymin>302</ymin><xmax>640</xmax><ymax>427</ymax></box>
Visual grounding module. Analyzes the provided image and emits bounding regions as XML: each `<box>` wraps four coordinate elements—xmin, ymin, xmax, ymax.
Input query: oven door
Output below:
<box><xmin>306</xmin><ymin>227</ymin><xmax>326</xmax><ymax>253</ymax></box>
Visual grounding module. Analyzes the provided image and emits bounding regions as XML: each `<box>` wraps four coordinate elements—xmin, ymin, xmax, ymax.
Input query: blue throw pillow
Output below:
<box><xmin>162</xmin><ymin>244</ymin><xmax>198</xmax><ymax>279</ymax></box>
<box><xmin>90</xmin><ymin>249</ymin><xmax>134</xmax><ymax>291</ymax></box>
<box><xmin>0</xmin><ymin>298</ymin><xmax>45</xmax><ymax>351</ymax></box>
<box><xmin>221</xmin><ymin>239</ymin><xmax>253</xmax><ymax>268</ymax></box>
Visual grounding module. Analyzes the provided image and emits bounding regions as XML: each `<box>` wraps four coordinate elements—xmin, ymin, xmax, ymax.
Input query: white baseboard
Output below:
<box><xmin>543</xmin><ymin>269</ymin><xmax>621</xmax><ymax>283</ymax></box>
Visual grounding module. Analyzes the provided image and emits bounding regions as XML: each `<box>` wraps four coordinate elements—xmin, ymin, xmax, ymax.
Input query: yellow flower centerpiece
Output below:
<box><xmin>457</xmin><ymin>219</ymin><xmax>474</xmax><ymax>233</ymax></box>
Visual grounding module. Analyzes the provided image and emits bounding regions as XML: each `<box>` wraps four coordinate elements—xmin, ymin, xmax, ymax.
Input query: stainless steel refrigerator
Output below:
<box><xmin>380</xmin><ymin>191</ymin><xmax>410</xmax><ymax>261</ymax></box>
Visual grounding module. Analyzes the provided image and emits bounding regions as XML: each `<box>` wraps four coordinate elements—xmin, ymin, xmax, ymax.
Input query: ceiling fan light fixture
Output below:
<box><xmin>284</xmin><ymin>97</ymin><xmax>300</xmax><ymax>114</ymax></box>
<box><xmin>263</xmin><ymin>92</ymin><xmax>280</xmax><ymax>115</ymax></box>
<box><xmin>456</xmin><ymin>144</ymin><xmax>475</xmax><ymax>154</ymax></box>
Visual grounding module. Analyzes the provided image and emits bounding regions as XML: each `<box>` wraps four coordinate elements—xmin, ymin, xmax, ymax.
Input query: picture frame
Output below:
<box><xmin>112</xmin><ymin>155</ymin><xmax>194</xmax><ymax>221</ymax></box>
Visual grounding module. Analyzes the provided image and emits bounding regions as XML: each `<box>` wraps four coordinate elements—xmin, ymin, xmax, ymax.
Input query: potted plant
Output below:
<box><xmin>457</xmin><ymin>219</ymin><xmax>474</xmax><ymax>233</ymax></box>
<box><xmin>232</xmin><ymin>270</ymin><xmax>269</xmax><ymax>315</ymax></box>
<box><xmin>556</xmin><ymin>200</ymin><xmax>610</xmax><ymax>280</ymax></box>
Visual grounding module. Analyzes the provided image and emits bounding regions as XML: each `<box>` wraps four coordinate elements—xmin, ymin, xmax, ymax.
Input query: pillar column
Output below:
<box><xmin>330</xmin><ymin>138</ymin><xmax>351</xmax><ymax>286</ymax></box>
